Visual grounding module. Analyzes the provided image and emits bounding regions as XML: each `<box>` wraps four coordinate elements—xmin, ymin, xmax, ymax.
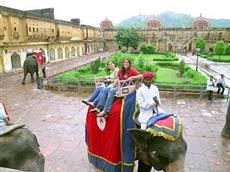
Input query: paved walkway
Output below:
<box><xmin>179</xmin><ymin>53</ymin><xmax>230</xmax><ymax>87</ymax></box>
<box><xmin>0</xmin><ymin>53</ymin><xmax>230</xmax><ymax>172</ymax></box>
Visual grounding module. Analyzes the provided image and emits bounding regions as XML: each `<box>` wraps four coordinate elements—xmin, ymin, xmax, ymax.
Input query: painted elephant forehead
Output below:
<box><xmin>146</xmin><ymin>114</ymin><xmax>183</xmax><ymax>141</ymax></box>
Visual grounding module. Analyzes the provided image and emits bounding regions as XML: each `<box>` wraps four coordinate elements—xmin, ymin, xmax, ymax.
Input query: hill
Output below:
<box><xmin>116</xmin><ymin>12</ymin><xmax>230</xmax><ymax>28</ymax></box>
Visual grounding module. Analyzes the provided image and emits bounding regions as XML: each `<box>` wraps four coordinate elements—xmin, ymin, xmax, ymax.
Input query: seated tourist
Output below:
<box><xmin>97</xmin><ymin>58</ymin><xmax>142</xmax><ymax>117</ymax></box>
<box><xmin>82</xmin><ymin>60</ymin><xmax>119</xmax><ymax>107</ymax></box>
<box><xmin>136</xmin><ymin>72</ymin><xmax>161</xmax><ymax>129</ymax></box>
<box><xmin>0</xmin><ymin>102</ymin><xmax>14</xmax><ymax>127</ymax></box>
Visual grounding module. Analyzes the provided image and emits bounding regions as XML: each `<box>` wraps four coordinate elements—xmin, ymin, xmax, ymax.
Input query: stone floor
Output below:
<box><xmin>0</xmin><ymin>53</ymin><xmax>230</xmax><ymax>172</ymax></box>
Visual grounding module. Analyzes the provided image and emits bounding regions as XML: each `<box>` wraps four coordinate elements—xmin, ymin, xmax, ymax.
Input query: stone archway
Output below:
<box><xmin>71</xmin><ymin>46</ymin><xmax>75</xmax><ymax>57</ymax></box>
<box><xmin>11</xmin><ymin>52</ymin><xmax>21</xmax><ymax>69</ymax></box>
<box><xmin>65</xmin><ymin>47</ymin><xmax>70</xmax><ymax>58</ymax></box>
<box><xmin>168</xmin><ymin>43</ymin><xmax>173</xmax><ymax>51</ymax></box>
<box><xmin>189</xmin><ymin>42</ymin><xmax>192</xmax><ymax>51</ymax></box>
<box><xmin>58</xmin><ymin>47</ymin><xmax>63</xmax><ymax>59</ymax></box>
<box><xmin>77</xmin><ymin>47</ymin><xmax>80</xmax><ymax>56</ymax></box>
<box><xmin>50</xmin><ymin>48</ymin><xmax>55</xmax><ymax>61</ymax></box>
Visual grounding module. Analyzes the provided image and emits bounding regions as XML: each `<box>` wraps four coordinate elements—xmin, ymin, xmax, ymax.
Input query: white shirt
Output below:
<box><xmin>0</xmin><ymin>103</ymin><xmax>8</xmax><ymax>127</ymax></box>
<box><xmin>217</xmin><ymin>77</ymin><xmax>225</xmax><ymax>85</ymax></box>
<box><xmin>206</xmin><ymin>79</ymin><xmax>215</xmax><ymax>91</ymax></box>
<box><xmin>136</xmin><ymin>84</ymin><xmax>161</xmax><ymax>129</ymax></box>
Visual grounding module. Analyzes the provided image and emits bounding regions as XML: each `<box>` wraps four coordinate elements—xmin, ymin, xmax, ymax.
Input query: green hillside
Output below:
<box><xmin>116</xmin><ymin>12</ymin><xmax>230</xmax><ymax>28</ymax></box>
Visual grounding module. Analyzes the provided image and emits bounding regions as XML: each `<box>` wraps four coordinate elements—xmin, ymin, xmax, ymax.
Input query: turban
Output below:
<box><xmin>143</xmin><ymin>72</ymin><xmax>154</xmax><ymax>79</ymax></box>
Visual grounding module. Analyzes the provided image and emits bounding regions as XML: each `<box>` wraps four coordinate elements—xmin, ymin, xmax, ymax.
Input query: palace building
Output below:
<box><xmin>0</xmin><ymin>6</ymin><xmax>104</xmax><ymax>73</ymax></box>
<box><xmin>0</xmin><ymin>5</ymin><xmax>230</xmax><ymax>73</ymax></box>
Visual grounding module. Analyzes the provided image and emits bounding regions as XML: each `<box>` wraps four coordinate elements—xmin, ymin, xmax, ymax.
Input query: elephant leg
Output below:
<box><xmin>22</xmin><ymin>72</ymin><xmax>27</xmax><ymax>85</ymax></box>
<box><xmin>137</xmin><ymin>160</ymin><xmax>152</xmax><ymax>172</ymax></box>
<box><xmin>42</xmin><ymin>67</ymin><xmax>46</xmax><ymax>78</ymax></box>
<box><xmin>166</xmin><ymin>155</ymin><xmax>185</xmax><ymax>172</ymax></box>
<box><xmin>31</xmin><ymin>73</ymin><xmax>35</xmax><ymax>83</ymax></box>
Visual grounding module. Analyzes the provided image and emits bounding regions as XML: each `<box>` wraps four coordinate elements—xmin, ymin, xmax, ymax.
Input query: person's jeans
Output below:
<box><xmin>104</xmin><ymin>87</ymin><xmax>118</xmax><ymax>113</ymax></box>
<box><xmin>94</xmin><ymin>87</ymin><xmax>111</xmax><ymax>110</ymax></box>
<box><xmin>207</xmin><ymin>90</ymin><xmax>213</xmax><ymax>101</ymax></box>
<box><xmin>217</xmin><ymin>83</ymin><xmax>225</xmax><ymax>95</ymax></box>
<box><xmin>88</xmin><ymin>87</ymin><xmax>103</xmax><ymax>102</ymax></box>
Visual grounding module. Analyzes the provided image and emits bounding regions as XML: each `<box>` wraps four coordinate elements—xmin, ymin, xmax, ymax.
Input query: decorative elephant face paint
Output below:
<box><xmin>128</xmin><ymin>128</ymin><xmax>187</xmax><ymax>172</ymax></box>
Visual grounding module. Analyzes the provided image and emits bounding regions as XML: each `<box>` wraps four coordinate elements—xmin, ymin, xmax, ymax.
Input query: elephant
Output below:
<box><xmin>22</xmin><ymin>53</ymin><xmax>46</xmax><ymax>85</ymax></box>
<box><xmin>222</xmin><ymin>101</ymin><xmax>230</xmax><ymax>139</ymax></box>
<box><xmin>129</xmin><ymin>128</ymin><xmax>187</xmax><ymax>172</ymax></box>
<box><xmin>22</xmin><ymin>53</ymin><xmax>39</xmax><ymax>85</ymax></box>
<box><xmin>0</xmin><ymin>124</ymin><xmax>45</xmax><ymax>172</ymax></box>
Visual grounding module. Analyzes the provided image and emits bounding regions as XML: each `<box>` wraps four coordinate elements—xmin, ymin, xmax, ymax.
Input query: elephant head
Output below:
<box><xmin>0</xmin><ymin>124</ymin><xmax>45</xmax><ymax>172</ymax></box>
<box><xmin>128</xmin><ymin>128</ymin><xmax>187</xmax><ymax>172</ymax></box>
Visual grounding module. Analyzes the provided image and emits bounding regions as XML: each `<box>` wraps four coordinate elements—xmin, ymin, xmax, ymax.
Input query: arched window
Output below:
<box><xmin>58</xmin><ymin>47</ymin><xmax>63</xmax><ymax>59</ymax></box>
<box><xmin>50</xmin><ymin>48</ymin><xmax>55</xmax><ymax>61</ymax></box>
<box><xmin>11</xmin><ymin>52</ymin><xmax>21</xmax><ymax>69</ymax></box>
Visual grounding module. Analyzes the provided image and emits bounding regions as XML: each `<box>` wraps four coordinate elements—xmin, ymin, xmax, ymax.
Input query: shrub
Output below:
<box><xmin>100</xmin><ymin>60</ymin><xmax>107</xmax><ymax>68</ymax></box>
<box><xmin>110</xmin><ymin>53</ymin><xmax>124</xmax><ymax>67</ymax></box>
<box><xmin>78</xmin><ymin>65</ymin><xmax>90</xmax><ymax>73</ymax></box>
<box><xmin>179</xmin><ymin>60</ymin><xmax>185</xmax><ymax>76</ymax></box>
<box><xmin>138</xmin><ymin>55</ymin><xmax>144</xmax><ymax>69</ymax></box>
<box><xmin>225</xmin><ymin>44</ymin><xmax>230</xmax><ymax>55</ymax></box>
<box><xmin>144</xmin><ymin>64</ymin><xmax>158</xmax><ymax>73</ymax></box>
<box><xmin>90</xmin><ymin>59</ymin><xmax>101</xmax><ymax>74</ymax></box>
<box><xmin>140</xmin><ymin>44</ymin><xmax>156</xmax><ymax>54</ymax></box>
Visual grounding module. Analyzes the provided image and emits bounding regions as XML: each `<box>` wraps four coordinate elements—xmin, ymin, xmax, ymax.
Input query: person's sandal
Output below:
<box><xmin>90</xmin><ymin>108</ymin><xmax>101</xmax><ymax>113</ymax></box>
<box><xmin>97</xmin><ymin>111</ymin><xmax>108</xmax><ymax>117</ymax></box>
<box><xmin>82</xmin><ymin>100</ymin><xmax>95</xmax><ymax>107</ymax></box>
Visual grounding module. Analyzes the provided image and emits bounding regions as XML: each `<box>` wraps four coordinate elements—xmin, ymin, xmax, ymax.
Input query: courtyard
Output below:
<box><xmin>0</xmin><ymin>53</ymin><xmax>230</xmax><ymax>172</ymax></box>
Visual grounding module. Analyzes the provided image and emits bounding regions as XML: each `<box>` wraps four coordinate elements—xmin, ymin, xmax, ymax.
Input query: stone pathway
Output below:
<box><xmin>0</xmin><ymin>53</ymin><xmax>230</xmax><ymax>172</ymax></box>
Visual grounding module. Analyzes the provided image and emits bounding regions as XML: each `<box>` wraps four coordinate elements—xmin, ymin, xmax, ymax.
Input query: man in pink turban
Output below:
<box><xmin>136</xmin><ymin>71</ymin><xmax>161</xmax><ymax>129</ymax></box>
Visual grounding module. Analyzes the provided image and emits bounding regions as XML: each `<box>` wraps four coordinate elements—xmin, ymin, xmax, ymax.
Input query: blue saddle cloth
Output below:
<box><xmin>136</xmin><ymin>113</ymin><xmax>173</xmax><ymax>128</ymax></box>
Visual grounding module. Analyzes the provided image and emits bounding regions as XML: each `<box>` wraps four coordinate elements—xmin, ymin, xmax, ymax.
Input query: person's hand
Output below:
<box><xmin>6</xmin><ymin>120</ymin><xmax>14</xmax><ymax>126</ymax></box>
<box><xmin>127</xmin><ymin>77</ymin><xmax>133</xmax><ymax>81</ymax></box>
<box><xmin>153</xmin><ymin>96</ymin><xmax>159</xmax><ymax>106</ymax></box>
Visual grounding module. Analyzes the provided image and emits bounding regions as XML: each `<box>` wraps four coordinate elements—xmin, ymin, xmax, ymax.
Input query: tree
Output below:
<box><xmin>222</xmin><ymin>101</ymin><xmax>230</xmax><ymax>139</ymax></box>
<box><xmin>115</xmin><ymin>28</ymin><xmax>142</xmax><ymax>50</ymax></box>
<box><xmin>195</xmin><ymin>38</ymin><xmax>206</xmax><ymax>52</ymax></box>
<box><xmin>214</xmin><ymin>41</ymin><xmax>225</xmax><ymax>61</ymax></box>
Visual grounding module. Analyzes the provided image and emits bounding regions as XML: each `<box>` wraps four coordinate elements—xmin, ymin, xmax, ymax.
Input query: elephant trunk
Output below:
<box><xmin>222</xmin><ymin>101</ymin><xmax>230</xmax><ymax>139</ymax></box>
<box><xmin>165</xmin><ymin>155</ymin><xmax>186</xmax><ymax>172</ymax></box>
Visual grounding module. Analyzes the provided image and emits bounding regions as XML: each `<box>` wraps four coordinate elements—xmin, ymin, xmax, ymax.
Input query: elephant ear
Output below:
<box><xmin>128</xmin><ymin>128</ymin><xmax>152</xmax><ymax>151</ymax></box>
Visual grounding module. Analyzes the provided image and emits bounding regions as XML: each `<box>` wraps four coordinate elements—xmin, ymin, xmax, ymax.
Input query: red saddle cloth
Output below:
<box><xmin>33</xmin><ymin>51</ymin><xmax>44</xmax><ymax>65</ymax></box>
<box><xmin>85</xmin><ymin>92</ymin><xmax>136</xmax><ymax>172</ymax></box>
<box><xmin>86</xmin><ymin>99</ymin><xmax>122</xmax><ymax>164</ymax></box>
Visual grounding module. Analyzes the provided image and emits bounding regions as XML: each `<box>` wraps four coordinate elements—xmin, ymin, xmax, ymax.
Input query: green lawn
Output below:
<box><xmin>207</xmin><ymin>55</ymin><xmax>230</xmax><ymax>62</ymax></box>
<box><xmin>155</xmin><ymin>67</ymin><xmax>206</xmax><ymax>85</ymax></box>
<box><xmin>57</xmin><ymin>52</ymin><xmax>207</xmax><ymax>88</ymax></box>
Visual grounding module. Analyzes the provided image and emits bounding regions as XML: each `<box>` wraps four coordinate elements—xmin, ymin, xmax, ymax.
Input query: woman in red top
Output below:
<box><xmin>98</xmin><ymin>58</ymin><xmax>142</xmax><ymax>117</ymax></box>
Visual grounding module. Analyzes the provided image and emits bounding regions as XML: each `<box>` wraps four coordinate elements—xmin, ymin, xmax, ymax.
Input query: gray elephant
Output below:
<box><xmin>129</xmin><ymin>128</ymin><xmax>187</xmax><ymax>172</ymax></box>
<box><xmin>0</xmin><ymin>124</ymin><xmax>45</xmax><ymax>172</ymax></box>
<box><xmin>22</xmin><ymin>53</ymin><xmax>39</xmax><ymax>85</ymax></box>
<box><xmin>222</xmin><ymin>101</ymin><xmax>230</xmax><ymax>139</ymax></box>
<box><xmin>22</xmin><ymin>53</ymin><xmax>46</xmax><ymax>85</ymax></box>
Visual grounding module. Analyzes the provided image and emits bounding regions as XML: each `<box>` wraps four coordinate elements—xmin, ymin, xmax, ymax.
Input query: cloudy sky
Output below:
<box><xmin>0</xmin><ymin>0</ymin><xmax>229</xmax><ymax>27</ymax></box>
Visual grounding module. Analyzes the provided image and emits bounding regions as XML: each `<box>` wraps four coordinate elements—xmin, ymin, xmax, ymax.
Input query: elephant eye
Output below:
<box><xmin>152</xmin><ymin>151</ymin><xmax>156</xmax><ymax>155</ymax></box>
